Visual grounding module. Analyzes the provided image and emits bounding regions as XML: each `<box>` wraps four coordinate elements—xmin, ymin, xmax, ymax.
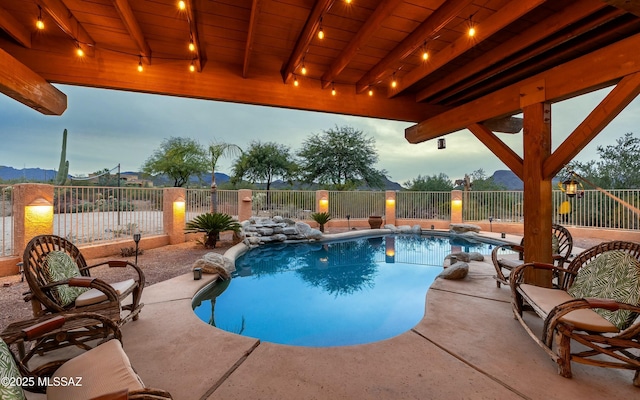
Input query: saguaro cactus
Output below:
<box><xmin>54</xmin><ymin>129</ymin><xmax>69</xmax><ymax>185</ymax></box>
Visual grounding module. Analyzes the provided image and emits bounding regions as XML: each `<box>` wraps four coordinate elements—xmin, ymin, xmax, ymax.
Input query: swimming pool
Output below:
<box><xmin>192</xmin><ymin>234</ymin><xmax>495</xmax><ymax>347</ymax></box>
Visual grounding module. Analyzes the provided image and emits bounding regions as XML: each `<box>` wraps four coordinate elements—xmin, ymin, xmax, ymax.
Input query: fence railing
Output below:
<box><xmin>53</xmin><ymin>186</ymin><xmax>164</xmax><ymax>245</ymax></box>
<box><xmin>185</xmin><ymin>189</ymin><xmax>238</xmax><ymax>222</ymax></box>
<box><xmin>552</xmin><ymin>189</ymin><xmax>640</xmax><ymax>229</ymax></box>
<box><xmin>396</xmin><ymin>191</ymin><xmax>451</xmax><ymax>220</ymax></box>
<box><xmin>1</xmin><ymin>186</ymin><xmax>12</xmax><ymax>257</ymax></box>
<box><xmin>250</xmin><ymin>190</ymin><xmax>316</xmax><ymax>219</ymax></box>
<box><xmin>329</xmin><ymin>191</ymin><xmax>385</xmax><ymax>219</ymax></box>
<box><xmin>463</xmin><ymin>191</ymin><xmax>524</xmax><ymax>223</ymax></box>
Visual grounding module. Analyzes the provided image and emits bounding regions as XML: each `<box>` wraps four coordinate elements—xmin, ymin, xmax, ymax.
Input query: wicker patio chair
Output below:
<box><xmin>492</xmin><ymin>223</ymin><xmax>573</xmax><ymax>288</ymax></box>
<box><xmin>23</xmin><ymin>234</ymin><xmax>145</xmax><ymax>325</ymax></box>
<box><xmin>1</xmin><ymin>313</ymin><xmax>172</xmax><ymax>399</ymax></box>
<box><xmin>510</xmin><ymin>241</ymin><xmax>640</xmax><ymax>386</ymax></box>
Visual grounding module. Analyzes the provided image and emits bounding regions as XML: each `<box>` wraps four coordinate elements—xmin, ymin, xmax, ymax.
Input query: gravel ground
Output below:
<box><xmin>0</xmin><ymin>234</ymin><xmax>605</xmax><ymax>334</ymax></box>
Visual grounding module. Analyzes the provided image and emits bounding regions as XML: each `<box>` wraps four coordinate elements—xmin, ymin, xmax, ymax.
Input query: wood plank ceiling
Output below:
<box><xmin>1</xmin><ymin>0</ymin><xmax>639</xmax><ymax>132</ymax></box>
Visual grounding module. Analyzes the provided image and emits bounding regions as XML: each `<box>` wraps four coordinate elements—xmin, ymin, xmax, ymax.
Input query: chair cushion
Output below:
<box><xmin>0</xmin><ymin>338</ymin><xmax>26</xmax><ymax>400</ymax></box>
<box><xmin>75</xmin><ymin>279</ymin><xmax>136</xmax><ymax>307</ymax></box>
<box><xmin>44</xmin><ymin>251</ymin><xmax>89</xmax><ymax>307</ymax></box>
<box><xmin>520</xmin><ymin>284</ymin><xmax>619</xmax><ymax>333</ymax></box>
<box><xmin>47</xmin><ymin>339</ymin><xmax>144</xmax><ymax>400</ymax></box>
<box><xmin>567</xmin><ymin>250</ymin><xmax>640</xmax><ymax>330</ymax></box>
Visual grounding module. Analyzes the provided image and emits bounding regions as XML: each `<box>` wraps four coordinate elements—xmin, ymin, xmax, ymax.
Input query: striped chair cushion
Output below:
<box><xmin>0</xmin><ymin>338</ymin><xmax>26</xmax><ymax>400</ymax></box>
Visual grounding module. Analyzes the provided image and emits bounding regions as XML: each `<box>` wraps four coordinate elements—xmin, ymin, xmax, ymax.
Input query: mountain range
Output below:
<box><xmin>0</xmin><ymin>165</ymin><xmax>526</xmax><ymax>190</ymax></box>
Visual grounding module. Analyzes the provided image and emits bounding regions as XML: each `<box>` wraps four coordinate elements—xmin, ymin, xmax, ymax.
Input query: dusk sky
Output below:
<box><xmin>0</xmin><ymin>84</ymin><xmax>637</xmax><ymax>185</ymax></box>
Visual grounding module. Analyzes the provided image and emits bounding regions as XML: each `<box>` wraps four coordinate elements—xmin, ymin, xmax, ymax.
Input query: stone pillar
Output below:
<box><xmin>163</xmin><ymin>188</ymin><xmax>186</xmax><ymax>245</ymax></box>
<box><xmin>316</xmin><ymin>190</ymin><xmax>329</xmax><ymax>213</ymax></box>
<box><xmin>13</xmin><ymin>183</ymin><xmax>54</xmax><ymax>254</ymax></box>
<box><xmin>238</xmin><ymin>189</ymin><xmax>253</xmax><ymax>221</ymax></box>
<box><xmin>385</xmin><ymin>190</ymin><xmax>396</xmax><ymax>226</ymax></box>
<box><xmin>451</xmin><ymin>190</ymin><xmax>463</xmax><ymax>224</ymax></box>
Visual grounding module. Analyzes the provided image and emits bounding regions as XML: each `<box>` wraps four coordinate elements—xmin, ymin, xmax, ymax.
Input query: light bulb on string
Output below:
<box><xmin>294</xmin><ymin>75</ymin><xmax>299</xmax><ymax>87</ymax></box>
<box><xmin>137</xmin><ymin>56</ymin><xmax>143</xmax><ymax>72</ymax></box>
<box><xmin>318</xmin><ymin>18</ymin><xmax>324</xmax><ymax>40</ymax></box>
<box><xmin>368</xmin><ymin>88</ymin><xmax>374</xmax><ymax>96</ymax></box>
<box><xmin>468</xmin><ymin>14</ymin><xmax>476</xmax><ymax>37</ymax></box>
<box><xmin>178</xmin><ymin>1</ymin><xmax>186</xmax><ymax>10</ymax></box>
<box><xmin>76</xmin><ymin>45</ymin><xmax>84</xmax><ymax>57</ymax></box>
<box><xmin>36</xmin><ymin>6</ymin><xmax>44</xmax><ymax>30</ymax></box>
<box><xmin>331</xmin><ymin>83</ymin><xmax>336</xmax><ymax>96</ymax></box>
<box><xmin>391</xmin><ymin>73</ymin><xmax>397</xmax><ymax>88</ymax></box>
<box><xmin>422</xmin><ymin>41</ymin><xmax>428</xmax><ymax>61</ymax></box>
<box><xmin>189</xmin><ymin>60</ymin><xmax>195</xmax><ymax>72</ymax></box>
<box><xmin>188</xmin><ymin>37</ymin><xmax>195</xmax><ymax>52</ymax></box>
<box><xmin>300</xmin><ymin>60</ymin><xmax>307</xmax><ymax>75</ymax></box>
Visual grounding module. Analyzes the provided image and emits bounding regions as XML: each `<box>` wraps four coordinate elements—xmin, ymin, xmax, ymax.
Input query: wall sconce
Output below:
<box><xmin>319</xmin><ymin>197</ymin><xmax>329</xmax><ymax>212</ymax></box>
<box><xmin>25</xmin><ymin>197</ymin><xmax>54</xmax><ymax>237</ymax></box>
<box><xmin>173</xmin><ymin>196</ymin><xmax>186</xmax><ymax>218</ymax></box>
<box><xmin>386</xmin><ymin>197</ymin><xmax>395</xmax><ymax>206</ymax></box>
<box><xmin>242</xmin><ymin>196</ymin><xmax>252</xmax><ymax>202</ymax></box>
<box><xmin>437</xmin><ymin>138</ymin><xmax>446</xmax><ymax>149</ymax></box>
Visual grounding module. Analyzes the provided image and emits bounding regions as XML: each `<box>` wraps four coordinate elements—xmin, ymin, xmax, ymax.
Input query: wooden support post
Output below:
<box><xmin>522</xmin><ymin>102</ymin><xmax>553</xmax><ymax>286</ymax></box>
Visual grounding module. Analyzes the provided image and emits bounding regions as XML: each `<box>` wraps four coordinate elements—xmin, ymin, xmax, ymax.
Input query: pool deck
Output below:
<box><xmin>108</xmin><ymin>232</ymin><xmax>638</xmax><ymax>398</ymax></box>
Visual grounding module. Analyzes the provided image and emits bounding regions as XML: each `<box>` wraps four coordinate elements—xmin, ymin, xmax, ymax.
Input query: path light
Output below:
<box><xmin>133</xmin><ymin>233</ymin><xmax>141</xmax><ymax>266</ymax></box>
<box><xmin>489</xmin><ymin>216</ymin><xmax>493</xmax><ymax>232</ymax></box>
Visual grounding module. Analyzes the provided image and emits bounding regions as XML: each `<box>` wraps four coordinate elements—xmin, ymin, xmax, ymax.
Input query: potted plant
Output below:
<box><xmin>368</xmin><ymin>215</ymin><xmax>383</xmax><ymax>229</ymax></box>
<box><xmin>310</xmin><ymin>212</ymin><xmax>332</xmax><ymax>233</ymax></box>
<box><xmin>186</xmin><ymin>213</ymin><xmax>241</xmax><ymax>248</ymax></box>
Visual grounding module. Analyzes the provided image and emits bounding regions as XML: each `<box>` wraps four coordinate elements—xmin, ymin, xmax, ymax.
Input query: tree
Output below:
<box><xmin>568</xmin><ymin>132</ymin><xmax>640</xmax><ymax>189</ymax></box>
<box><xmin>186</xmin><ymin>213</ymin><xmax>241</xmax><ymax>248</ymax></box>
<box><xmin>467</xmin><ymin>169</ymin><xmax>506</xmax><ymax>191</ymax></box>
<box><xmin>403</xmin><ymin>173</ymin><xmax>453</xmax><ymax>191</ymax></box>
<box><xmin>297</xmin><ymin>125</ymin><xmax>386</xmax><ymax>190</ymax></box>
<box><xmin>141</xmin><ymin>137</ymin><xmax>208</xmax><ymax>187</ymax></box>
<box><xmin>208</xmin><ymin>141</ymin><xmax>242</xmax><ymax>213</ymax></box>
<box><xmin>231</xmin><ymin>141</ymin><xmax>296</xmax><ymax>191</ymax></box>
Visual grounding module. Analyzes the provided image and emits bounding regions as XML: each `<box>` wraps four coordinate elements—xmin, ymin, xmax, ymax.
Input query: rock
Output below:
<box><xmin>383</xmin><ymin>224</ymin><xmax>397</xmax><ymax>232</ymax></box>
<box><xmin>247</xmin><ymin>236</ymin><xmax>261</xmax><ymax>245</ymax></box>
<box><xmin>295</xmin><ymin>222</ymin><xmax>313</xmax><ymax>236</ymax></box>
<box><xmin>412</xmin><ymin>225</ymin><xmax>422</xmax><ymax>234</ymax></box>
<box><xmin>446</xmin><ymin>252</ymin><xmax>470</xmax><ymax>262</ymax></box>
<box><xmin>272</xmin><ymin>234</ymin><xmax>287</xmax><ymax>242</ymax></box>
<box><xmin>272</xmin><ymin>216</ymin><xmax>284</xmax><ymax>223</ymax></box>
<box><xmin>256</xmin><ymin>227</ymin><xmax>274</xmax><ymax>236</ymax></box>
<box><xmin>468</xmin><ymin>252</ymin><xmax>485</xmax><ymax>261</ymax></box>
<box><xmin>282</xmin><ymin>227</ymin><xmax>298</xmax><ymax>235</ymax></box>
<box><xmin>305</xmin><ymin>228</ymin><xmax>323</xmax><ymax>240</ymax></box>
<box><xmin>397</xmin><ymin>225</ymin><xmax>412</xmax><ymax>233</ymax></box>
<box><xmin>192</xmin><ymin>253</ymin><xmax>235</xmax><ymax>280</ymax></box>
<box><xmin>449</xmin><ymin>223</ymin><xmax>481</xmax><ymax>234</ymax></box>
<box><xmin>438</xmin><ymin>262</ymin><xmax>469</xmax><ymax>280</ymax></box>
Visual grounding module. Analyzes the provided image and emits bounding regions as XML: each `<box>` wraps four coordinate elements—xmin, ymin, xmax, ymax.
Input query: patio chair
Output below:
<box><xmin>491</xmin><ymin>223</ymin><xmax>572</xmax><ymax>287</ymax></box>
<box><xmin>510</xmin><ymin>241</ymin><xmax>640</xmax><ymax>386</ymax></box>
<box><xmin>22</xmin><ymin>234</ymin><xmax>145</xmax><ymax>325</ymax></box>
<box><xmin>1</xmin><ymin>313</ymin><xmax>172</xmax><ymax>399</ymax></box>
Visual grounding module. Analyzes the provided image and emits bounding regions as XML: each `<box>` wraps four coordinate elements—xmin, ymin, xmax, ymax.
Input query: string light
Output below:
<box><xmin>36</xmin><ymin>6</ymin><xmax>44</xmax><ymax>30</ymax></box>
<box><xmin>178</xmin><ymin>1</ymin><xmax>186</xmax><ymax>10</ymax></box>
<box><xmin>468</xmin><ymin>14</ymin><xmax>476</xmax><ymax>37</ymax></box>
<box><xmin>391</xmin><ymin>73</ymin><xmax>397</xmax><ymax>88</ymax></box>
<box><xmin>300</xmin><ymin>60</ymin><xmax>307</xmax><ymax>75</ymax></box>
<box><xmin>422</xmin><ymin>41</ymin><xmax>429</xmax><ymax>61</ymax></box>
<box><xmin>189</xmin><ymin>59</ymin><xmax>195</xmax><ymax>72</ymax></box>
<box><xmin>318</xmin><ymin>18</ymin><xmax>324</xmax><ymax>40</ymax></box>
<box><xmin>76</xmin><ymin>45</ymin><xmax>84</xmax><ymax>57</ymax></box>
<box><xmin>345</xmin><ymin>0</ymin><xmax>352</xmax><ymax>3</ymax></box>
<box><xmin>368</xmin><ymin>88</ymin><xmax>374</xmax><ymax>96</ymax></box>
<box><xmin>188</xmin><ymin>37</ymin><xmax>195</xmax><ymax>52</ymax></box>
<box><xmin>294</xmin><ymin>75</ymin><xmax>299</xmax><ymax>87</ymax></box>
<box><xmin>331</xmin><ymin>82</ymin><xmax>336</xmax><ymax>96</ymax></box>
<box><xmin>137</xmin><ymin>56</ymin><xmax>143</xmax><ymax>72</ymax></box>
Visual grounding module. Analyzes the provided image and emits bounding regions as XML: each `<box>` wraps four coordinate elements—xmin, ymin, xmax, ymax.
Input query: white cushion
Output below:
<box><xmin>47</xmin><ymin>339</ymin><xmax>143</xmax><ymax>400</ymax></box>
<box><xmin>75</xmin><ymin>279</ymin><xmax>135</xmax><ymax>307</ymax></box>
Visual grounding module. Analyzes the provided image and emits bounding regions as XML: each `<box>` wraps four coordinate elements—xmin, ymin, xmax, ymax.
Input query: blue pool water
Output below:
<box><xmin>192</xmin><ymin>234</ymin><xmax>494</xmax><ymax>347</ymax></box>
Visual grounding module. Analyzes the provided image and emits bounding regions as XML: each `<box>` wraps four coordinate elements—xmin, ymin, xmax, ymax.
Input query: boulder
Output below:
<box><xmin>272</xmin><ymin>234</ymin><xmax>287</xmax><ymax>242</ymax></box>
<box><xmin>397</xmin><ymin>225</ymin><xmax>413</xmax><ymax>233</ymax></box>
<box><xmin>449</xmin><ymin>223</ymin><xmax>481</xmax><ymax>234</ymax></box>
<box><xmin>438</xmin><ymin>262</ymin><xmax>469</xmax><ymax>280</ymax></box>
<box><xmin>411</xmin><ymin>225</ymin><xmax>422</xmax><ymax>234</ymax></box>
<box><xmin>192</xmin><ymin>253</ymin><xmax>235</xmax><ymax>280</ymax></box>
<box><xmin>305</xmin><ymin>228</ymin><xmax>323</xmax><ymax>240</ymax></box>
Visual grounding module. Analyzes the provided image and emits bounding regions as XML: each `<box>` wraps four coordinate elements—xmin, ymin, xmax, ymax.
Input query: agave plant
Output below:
<box><xmin>186</xmin><ymin>213</ymin><xmax>241</xmax><ymax>248</ymax></box>
<box><xmin>310</xmin><ymin>212</ymin><xmax>332</xmax><ymax>233</ymax></box>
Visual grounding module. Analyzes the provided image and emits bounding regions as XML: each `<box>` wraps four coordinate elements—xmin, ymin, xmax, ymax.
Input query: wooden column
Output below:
<box><xmin>522</xmin><ymin>101</ymin><xmax>553</xmax><ymax>286</ymax></box>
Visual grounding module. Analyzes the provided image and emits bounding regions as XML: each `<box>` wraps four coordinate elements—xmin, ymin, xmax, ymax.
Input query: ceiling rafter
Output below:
<box><xmin>111</xmin><ymin>0</ymin><xmax>152</xmax><ymax>65</ymax></box>
<box><xmin>355</xmin><ymin>0</ymin><xmax>474</xmax><ymax>94</ymax></box>
<box><xmin>0</xmin><ymin>4</ymin><xmax>31</xmax><ymax>48</ymax></box>
<box><xmin>604</xmin><ymin>0</ymin><xmax>640</xmax><ymax>17</ymax></box>
<box><xmin>320</xmin><ymin>0</ymin><xmax>404</xmax><ymax>89</ymax></box>
<box><xmin>37</xmin><ymin>0</ymin><xmax>95</xmax><ymax>56</ymax></box>
<box><xmin>186</xmin><ymin>0</ymin><xmax>206</xmax><ymax>72</ymax></box>
<box><xmin>404</xmin><ymin>32</ymin><xmax>640</xmax><ymax>143</ymax></box>
<box><xmin>388</xmin><ymin>0</ymin><xmax>547</xmax><ymax>98</ymax></box>
<box><xmin>280</xmin><ymin>0</ymin><xmax>334</xmax><ymax>84</ymax></box>
<box><xmin>416</xmin><ymin>0</ymin><xmax>609</xmax><ymax>103</ymax></box>
<box><xmin>243</xmin><ymin>0</ymin><xmax>262</xmax><ymax>78</ymax></box>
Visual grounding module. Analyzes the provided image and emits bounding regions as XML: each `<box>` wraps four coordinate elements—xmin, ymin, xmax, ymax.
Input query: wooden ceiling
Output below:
<box><xmin>1</xmin><ymin>0</ymin><xmax>640</xmax><ymax>138</ymax></box>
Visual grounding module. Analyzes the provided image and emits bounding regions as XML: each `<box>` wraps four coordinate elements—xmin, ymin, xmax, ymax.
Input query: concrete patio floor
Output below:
<box><xmin>118</xmin><ymin>233</ymin><xmax>638</xmax><ymax>400</ymax></box>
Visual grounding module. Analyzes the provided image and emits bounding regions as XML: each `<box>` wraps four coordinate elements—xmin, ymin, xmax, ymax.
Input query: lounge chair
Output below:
<box><xmin>491</xmin><ymin>223</ymin><xmax>572</xmax><ymax>287</ymax></box>
<box><xmin>510</xmin><ymin>241</ymin><xmax>640</xmax><ymax>386</ymax></box>
<box><xmin>1</xmin><ymin>313</ymin><xmax>172</xmax><ymax>399</ymax></box>
<box><xmin>22</xmin><ymin>235</ymin><xmax>144</xmax><ymax>325</ymax></box>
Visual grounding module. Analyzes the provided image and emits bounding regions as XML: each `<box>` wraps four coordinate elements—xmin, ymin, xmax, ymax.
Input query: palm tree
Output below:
<box><xmin>186</xmin><ymin>213</ymin><xmax>242</xmax><ymax>248</ymax></box>
<box><xmin>311</xmin><ymin>212</ymin><xmax>332</xmax><ymax>233</ymax></box>
<box><xmin>208</xmin><ymin>141</ymin><xmax>242</xmax><ymax>213</ymax></box>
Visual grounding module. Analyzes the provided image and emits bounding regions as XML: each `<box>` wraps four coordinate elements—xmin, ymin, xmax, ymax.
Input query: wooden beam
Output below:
<box><xmin>605</xmin><ymin>0</ymin><xmax>640</xmax><ymax>17</ymax></box>
<box><xmin>405</xmin><ymin>32</ymin><xmax>640</xmax><ymax>143</ymax></box>
<box><xmin>37</xmin><ymin>0</ymin><xmax>95</xmax><ymax>56</ymax></box>
<box><xmin>467</xmin><ymin>123</ymin><xmax>523</xmax><ymax>179</ymax></box>
<box><xmin>0</xmin><ymin>48</ymin><xmax>66</xmax><ymax>115</ymax></box>
<box><xmin>483</xmin><ymin>117</ymin><xmax>522</xmax><ymax>134</ymax></box>
<box><xmin>186</xmin><ymin>0</ymin><xmax>206</xmax><ymax>71</ymax></box>
<box><xmin>355</xmin><ymin>0</ymin><xmax>473</xmax><ymax>94</ymax></box>
<box><xmin>416</xmin><ymin>0</ymin><xmax>609</xmax><ymax>102</ymax></box>
<box><xmin>281</xmin><ymin>0</ymin><xmax>334</xmax><ymax>84</ymax></box>
<box><xmin>320</xmin><ymin>0</ymin><xmax>404</xmax><ymax>89</ymax></box>
<box><xmin>0</xmin><ymin>4</ymin><xmax>31</xmax><ymax>48</ymax></box>
<box><xmin>390</xmin><ymin>0</ymin><xmax>546</xmax><ymax>98</ymax></box>
<box><xmin>543</xmin><ymin>72</ymin><xmax>640</xmax><ymax>179</ymax></box>
<box><xmin>522</xmin><ymin>102</ymin><xmax>553</xmax><ymax>286</ymax></box>
<box><xmin>111</xmin><ymin>0</ymin><xmax>152</xmax><ymax>64</ymax></box>
<box><xmin>243</xmin><ymin>0</ymin><xmax>262</xmax><ymax>78</ymax></box>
